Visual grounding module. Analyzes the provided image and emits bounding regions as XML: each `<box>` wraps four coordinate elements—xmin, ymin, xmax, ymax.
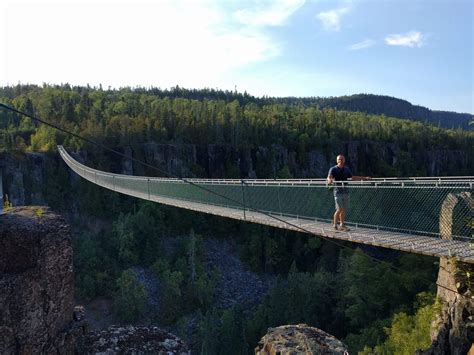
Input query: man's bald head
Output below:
<box><xmin>336</xmin><ymin>154</ymin><xmax>345</xmax><ymax>167</ymax></box>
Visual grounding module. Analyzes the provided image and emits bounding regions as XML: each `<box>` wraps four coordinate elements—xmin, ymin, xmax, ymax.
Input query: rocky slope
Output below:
<box><xmin>203</xmin><ymin>238</ymin><xmax>275</xmax><ymax>311</ymax></box>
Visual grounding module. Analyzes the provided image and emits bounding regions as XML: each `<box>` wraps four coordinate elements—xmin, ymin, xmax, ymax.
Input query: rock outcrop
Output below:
<box><xmin>79</xmin><ymin>325</ymin><xmax>190</xmax><ymax>354</ymax></box>
<box><xmin>0</xmin><ymin>206</ymin><xmax>191</xmax><ymax>354</ymax></box>
<box><xmin>255</xmin><ymin>324</ymin><xmax>348</xmax><ymax>354</ymax></box>
<box><xmin>419</xmin><ymin>258</ymin><xmax>474</xmax><ymax>355</ymax></box>
<box><xmin>0</xmin><ymin>206</ymin><xmax>86</xmax><ymax>354</ymax></box>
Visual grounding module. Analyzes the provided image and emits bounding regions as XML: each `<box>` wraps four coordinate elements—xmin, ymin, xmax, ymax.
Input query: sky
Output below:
<box><xmin>0</xmin><ymin>0</ymin><xmax>472</xmax><ymax>113</ymax></box>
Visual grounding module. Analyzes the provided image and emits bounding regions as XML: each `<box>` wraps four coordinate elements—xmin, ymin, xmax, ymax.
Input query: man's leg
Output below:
<box><xmin>340</xmin><ymin>193</ymin><xmax>350</xmax><ymax>231</ymax></box>
<box><xmin>334</xmin><ymin>193</ymin><xmax>343</xmax><ymax>228</ymax></box>
<box><xmin>333</xmin><ymin>208</ymin><xmax>341</xmax><ymax>228</ymax></box>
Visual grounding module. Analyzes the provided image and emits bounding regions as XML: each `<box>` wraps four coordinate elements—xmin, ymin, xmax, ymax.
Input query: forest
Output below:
<box><xmin>0</xmin><ymin>84</ymin><xmax>473</xmax><ymax>354</ymax></box>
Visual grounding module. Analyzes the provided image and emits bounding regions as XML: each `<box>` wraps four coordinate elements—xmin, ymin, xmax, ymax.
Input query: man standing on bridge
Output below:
<box><xmin>327</xmin><ymin>154</ymin><xmax>370</xmax><ymax>231</ymax></box>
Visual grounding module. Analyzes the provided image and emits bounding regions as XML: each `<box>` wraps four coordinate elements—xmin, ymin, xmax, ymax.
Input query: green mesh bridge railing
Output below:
<box><xmin>58</xmin><ymin>146</ymin><xmax>474</xmax><ymax>263</ymax></box>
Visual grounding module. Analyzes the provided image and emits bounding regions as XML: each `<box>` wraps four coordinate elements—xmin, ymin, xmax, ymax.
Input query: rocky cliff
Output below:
<box><xmin>419</xmin><ymin>258</ymin><xmax>474</xmax><ymax>355</ymax></box>
<box><xmin>0</xmin><ymin>206</ymin><xmax>84</xmax><ymax>354</ymax></box>
<box><xmin>0</xmin><ymin>207</ymin><xmax>190</xmax><ymax>354</ymax></box>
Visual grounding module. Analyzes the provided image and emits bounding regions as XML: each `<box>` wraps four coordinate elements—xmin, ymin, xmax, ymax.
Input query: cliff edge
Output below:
<box><xmin>0</xmin><ymin>206</ymin><xmax>85</xmax><ymax>354</ymax></box>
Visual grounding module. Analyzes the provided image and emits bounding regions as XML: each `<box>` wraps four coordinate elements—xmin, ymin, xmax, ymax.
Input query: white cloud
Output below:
<box><xmin>348</xmin><ymin>39</ymin><xmax>376</xmax><ymax>50</ymax></box>
<box><xmin>316</xmin><ymin>6</ymin><xmax>350</xmax><ymax>31</ymax></box>
<box><xmin>234</xmin><ymin>0</ymin><xmax>305</xmax><ymax>27</ymax></box>
<box><xmin>385</xmin><ymin>31</ymin><xmax>425</xmax><ymax>47</ymax></box>
<box><xmin>0</xmin><ymin>0</ymin><xmax>283</xmax><ymax>88</ymax></box>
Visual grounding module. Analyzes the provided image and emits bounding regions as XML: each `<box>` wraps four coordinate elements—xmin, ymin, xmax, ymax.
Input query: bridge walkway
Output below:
<box><xmin>58</xmin><ymin>146</ymin><xmax>473</xmax><ymax>263</ymax></box>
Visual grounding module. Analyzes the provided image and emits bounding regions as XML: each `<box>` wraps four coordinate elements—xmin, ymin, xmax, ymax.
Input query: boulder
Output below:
<box><xmin>255</xmin><ymin>324</ymin><xmax>348</xmax><ymax>355</ymax></box>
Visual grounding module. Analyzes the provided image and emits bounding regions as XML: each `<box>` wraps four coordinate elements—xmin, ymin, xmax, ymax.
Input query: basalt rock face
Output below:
<box><xmin>0</xmin><ymin>152</ymin><xmax>46</xmax><ymax>206</ymax></box>
<box><xmin>255</xmin><ymin>324</ymin><xmax>348</xmax><ymax>355</ymax></box>
<box><xmin>419</xmin><ymin>258</ymin><xmax>474</xmax><ymax>355</ymax></box>
<box><xmin>79</xmin><ymin>325</ymin><xmax>190</xmax><ymax>354</ymax></box>
<box><xmin>0</xmin><ymin>206</ymin><xmax>86</xmax><ymax>354</ymax></box>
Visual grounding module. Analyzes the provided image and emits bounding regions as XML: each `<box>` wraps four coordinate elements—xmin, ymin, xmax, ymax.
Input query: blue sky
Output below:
<box><xmin>0</xmin><ymin>0</ymin><xmax>472</xmax><ymax>113</ymax></box>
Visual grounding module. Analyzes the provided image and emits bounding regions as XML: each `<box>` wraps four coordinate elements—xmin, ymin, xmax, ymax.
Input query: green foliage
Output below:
<box><xmin>198</xmin><ymin>309</ymin><xmax>221</xmax><ymax>354</ymax></box>
<box><xmin>194</xmin><ymin>270</ymin><xmax>218</xmax><ymax>310</ymax></box>
<box><xmin>246</xmin><ymin>270</ymin><xmax>335</xmax><ymax>346</ymax></box>
<box><xmin>344</xmin><ymin>318</ymin><xmax>391</xmax><ymax>353</ymax></box>
<box><xmin>276</xmin><ymin>165</ymin><xmax>293</xmax><ymax>179</ymax></box>
<box><xmin>1</xmin><ymin>84</ymin><xmax>472</xmax><ymax>178</ymax></box>
<box><xmin>34</xmin><ymin>207</ymin><xmax>44</xmax><ymax>217</ymax></box>
<box><xmin>341</xmin><ymin>251</ymin><xmax>437</xmax><ymax>353</ymax></box>
<box><xmin>114</xmin><ymin>213</ymin><xmax>139</xmax><ymax>266</ymax></box>
<box><xmin>151</xmin><ymin>230</ymin><xmax>217</xmax><ymax>323</ymax></box>
<box><xmin>307</xmin><ymin>236</ymin><xmax>322</xmax><ymax>250</ymax></box>
<box><xmin>220</xmin><ymin>307</ymin><xmax>248</xmax><ymax>354</ymax></box>
<box><xmin>197</xmin><ymin>307</ymin><xmax>248</xmax><ymax>355</ymax></box>
<box><xmin>73</xmin><ymin>231</ymin><xmax>116</xmax><ymax>299</ymax></box>
<box><xmin>361</xmin><ymin>293</ymin><xmax>440</xmax><ymax>355</ymax></box>
<box><xmin>111</xmin><ymin>202</ymin><xmax>165</xmax><ymax>268</ymax></box>
<box><xmin>30</xmin><ymin>124</ymin><xmax>57</xmax><ymax>151</ymax></box>
<box><xmin>341</xmin><ymin>250</ymin><xmax>402</xmax><ymax>330</ymax></box>
<box><xmin>159</xmin><ymin>269</ymin><xmax>184</xmax><ymax>324</ymax></box>
<box><xmin>3</xmin><ymin>194</ymin><xmax>12</xmax><ymax>211</ymax></box>
<box><xmin>242</xmin><ymin>231</ymin><xmax>265</xmax><ymax>272</ymax></box>
<box><xmin>114</xmin><ymin>268</ymin><xmax>148</xmax><ymax>323</ymax></box>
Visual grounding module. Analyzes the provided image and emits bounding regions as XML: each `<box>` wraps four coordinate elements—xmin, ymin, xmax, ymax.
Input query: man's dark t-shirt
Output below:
<box><xmin>328</xmin><ymin>165</ymin><xmax>352</xmax><ymax>194</ymax></box>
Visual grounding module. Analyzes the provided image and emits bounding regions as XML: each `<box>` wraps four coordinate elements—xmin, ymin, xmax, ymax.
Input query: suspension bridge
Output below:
<box><xmin>58</xmin><ymin>146</ymin><xmax>474</xmax><ymax>263</ymax></box>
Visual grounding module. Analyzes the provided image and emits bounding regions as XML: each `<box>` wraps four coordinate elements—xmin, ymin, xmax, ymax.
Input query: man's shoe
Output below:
<box><xmin>333</xmin><ymin>225</ymin><xmax>339</xmax><ymax>231</ymax></box>
<box><xmin>340</xmin><ymin>225</ymin><xmax>350</xmax><ymax>231</ymax></box>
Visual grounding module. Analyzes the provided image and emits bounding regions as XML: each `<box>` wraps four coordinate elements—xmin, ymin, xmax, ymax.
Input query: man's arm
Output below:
<box><xmin>327</xmin><ymin>167</ymin><xmax>334</xmax><ymax>184</ymax></box>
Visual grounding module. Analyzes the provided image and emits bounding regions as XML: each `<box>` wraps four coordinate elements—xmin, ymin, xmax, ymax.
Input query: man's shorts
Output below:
<box><xmin>334</xmin><ymin>192</ymin><xmax>350</xmax><ymax>210</ymax></box>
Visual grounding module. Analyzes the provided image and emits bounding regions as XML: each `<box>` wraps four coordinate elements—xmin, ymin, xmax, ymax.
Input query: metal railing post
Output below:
<box><xmin>277</xmin><ymin>183</ymin><xmax>282</xmax><ymax>216</ymax></box>
<box><xmin>147</xmin><ymin>178</ymin><xmax>151</xmax><ymax>200</ymax></box>
<box><xmin>241</xmin><ymin>180</ymin><xmax>246</xmax><ymax>220</ymax></box>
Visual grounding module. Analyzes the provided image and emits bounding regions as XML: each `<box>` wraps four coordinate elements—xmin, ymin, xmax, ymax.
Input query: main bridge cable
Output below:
<box><xmin>0</xmin><ymin>101</ymin><xmax>467</xmax><ymax>298</ymax></box>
